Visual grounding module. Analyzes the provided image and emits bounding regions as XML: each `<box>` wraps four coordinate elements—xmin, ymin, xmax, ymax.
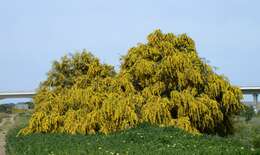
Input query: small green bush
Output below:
<box><xmin>257</xmin><ymin>111</ymin><xmax>260</xmax><ymax>117</ymax></box>
<box><xmin>240</xmin><ymin>105</ymin><xmax>256</xmax><ymax>122</ymax></box>
<box><xmin>0</xmin><ymin>104</ymin><xmax>14</xmax><ymax>113</ymax></box>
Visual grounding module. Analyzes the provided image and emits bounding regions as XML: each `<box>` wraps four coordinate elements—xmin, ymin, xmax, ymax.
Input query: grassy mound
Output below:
<box><xmin>7</xmin><ymin>124</ymin><xmax>259</xmax><ymax>155</ymax></box>
<box><xmin>6</xmin><ymin>113</ymin><xmax>260</xmax><ymax>155</ymax></box>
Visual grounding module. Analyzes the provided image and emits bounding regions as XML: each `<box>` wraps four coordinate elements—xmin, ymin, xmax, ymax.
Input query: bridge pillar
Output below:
<box><xmin>253</xmin><ymin>94</ymin><xmax>259</xmax><ymax>113</ymax></box>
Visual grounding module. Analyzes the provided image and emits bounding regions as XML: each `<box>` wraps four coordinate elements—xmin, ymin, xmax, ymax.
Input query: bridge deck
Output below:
<box><xmin>0</xmin><ymin>87</ymin><xmax>259</xmax><ymax>111</ymax></box>
<box><xmin>0</xmin><ymin>91</ymin><xmax>35</xmax><ymax>99</ymax></box>
<box><xmin>240</xmin><ymin>86</ymin><xmax>260</xmax><ymax>94</ymax></box>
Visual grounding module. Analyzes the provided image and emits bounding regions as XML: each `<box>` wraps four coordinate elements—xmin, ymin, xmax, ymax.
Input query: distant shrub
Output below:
<box><xmin>23</xmin><ymin>102</ymin><xmax>34</xmax><ymax>109</ymax></box>
<box><xmin>240</xmin><ymin>105</ymin><xmax>255</xmax><ymax>122</ymax></box>
<box><xmin>257</xmin><ymin>111</ymin><xmax>260</xmax><ymax>117</ymax></box>
<box><xmin>0</xmin><ymin>105</ymin><xmax>7</xmax><ymax>112</ymax></box>
<box><xmin>0</xmin><ymin>104</ymin><xmax>14</xmax><ymax>113</ymax></box>
<box><xmin>20</xmin><ymin>30</ymin><xmax>245</xmax><ymax>136</ymax></box>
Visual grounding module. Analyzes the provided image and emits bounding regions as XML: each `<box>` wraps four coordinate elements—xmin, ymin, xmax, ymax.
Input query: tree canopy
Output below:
<box><xmin>20</xmin><ymin>30</ymin><xmax>244</xmax><ymax>136</ymax></box>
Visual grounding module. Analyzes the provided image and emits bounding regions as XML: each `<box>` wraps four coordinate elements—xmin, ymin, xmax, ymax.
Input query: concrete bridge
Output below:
<box><xmin>0</xmin><ymin>87</ymin><xmax>259</xmax><ymax>112</ymax></box>
<box><xmin>240</xmin><ymin>86</ymin><xmax>260</xmax><ymax>112</ymax></box>
<box><xmin>0</xmin><ymin>91</ymin><xmax>35</xmax><ymax>100</ymax></box>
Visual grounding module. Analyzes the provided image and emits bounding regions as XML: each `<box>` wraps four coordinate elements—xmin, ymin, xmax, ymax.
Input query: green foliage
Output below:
<box><xmin>232</xmin><ymin>114</ymin><xmax>260</xmax><ymax>149</ymax></box>
<box><xmin>240</xmin><ymin>105</ymin><xmax>256</xmax><ymax>122</ymax></box>
<box><xmin>23</xmin><ymin>102</ymin><xmax>34</xmax><ymax>109</ymax></box>
<box><xmin>257</xmin><ymin>112</ymin><xmax>260</xmax><ymax>117</ymax></box>
<box><xmin>0</xmin><ymin>104</ymin><xmax>14</xmax><ymax>113</ymax></box>
<box><xmin>20</xmin><ymin>30</ymin><xmax>244</xmax><ymax>136</ymax></box>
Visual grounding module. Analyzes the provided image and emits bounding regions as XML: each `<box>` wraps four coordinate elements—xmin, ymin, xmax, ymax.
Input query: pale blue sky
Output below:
<box><xmin>0</xmin><ymin>0</ymin><xmax>260</xmax><ymax>94</ymax></box>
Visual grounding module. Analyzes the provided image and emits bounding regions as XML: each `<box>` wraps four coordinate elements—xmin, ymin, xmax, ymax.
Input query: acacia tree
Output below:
<box><xmin>20</xmin><ymin>30</ymin><xmax>244</xmax><ymax>136</ymax></box>
<box><xmin>20</xmin><ymin>51</ymin><xmax>140</xmax><ymax>135</ymax></box>
<box><xmin>120</xmin><ymin>30</ymin><xmax>244</xmax><ymax>135</ymax></box>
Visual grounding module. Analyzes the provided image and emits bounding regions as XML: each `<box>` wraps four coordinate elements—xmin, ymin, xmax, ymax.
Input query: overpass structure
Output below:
<box><xmin>0</xmin><ymin>91</ymin><xmax>36</xmax><ymax>100</ymax></box>
<box><xmin>240</xmin><ymin>86</ymin><xmax>260</xmax><ymax>112</ymax></box>
<box><xmin>0</xmin><ymin>87</ymin><xmax>259</xmax><ymax>111</ymax></box>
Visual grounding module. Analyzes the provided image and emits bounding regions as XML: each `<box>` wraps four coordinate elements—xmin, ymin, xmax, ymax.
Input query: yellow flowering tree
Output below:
<box><xmin>120</xmin><ymin>30</ymin><xmax>244</xmax><ymax>135</ymax></box>
<box><xmin>20</xmin><ymin>30</ymin><xmax>244</xmax><ymax>136</ymax></box>
<box><xmin>20</xmin><ymin>51</ymin><xmax>140</xmax><ymax>135</ymax></box>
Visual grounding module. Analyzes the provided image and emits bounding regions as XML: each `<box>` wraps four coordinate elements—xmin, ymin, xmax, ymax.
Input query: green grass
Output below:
<box><xmin>5</xmin><ymin>113</ymin><xmax>260</xmax><ymax>155</ymax></box>
<box><xmin>232</xmin><ymin>114</ymin><xmax>260</xmax><ymax>149</ymax></box>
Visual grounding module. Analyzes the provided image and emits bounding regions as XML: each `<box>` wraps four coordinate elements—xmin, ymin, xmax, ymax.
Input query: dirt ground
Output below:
<box><xmin>0</xmin><ymin>114</ymin><xmax>16</xmax><ymax>155</ymax></box>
